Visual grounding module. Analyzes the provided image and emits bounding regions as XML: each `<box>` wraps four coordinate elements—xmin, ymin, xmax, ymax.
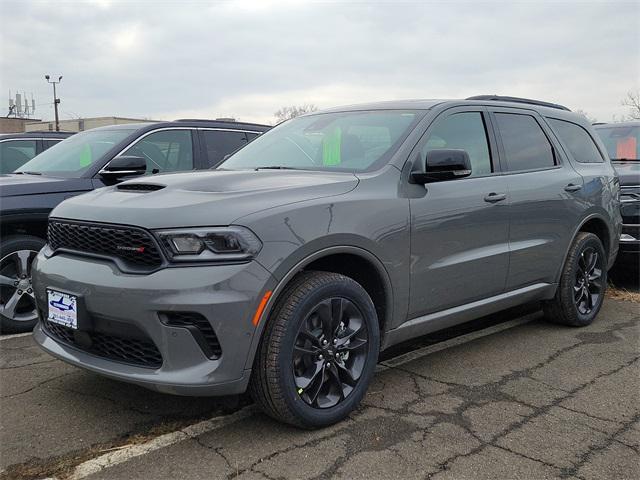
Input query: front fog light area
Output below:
<box><xmin>156</xmin><ymin>226</ymin><xmax>262</xmax><ymax>262</ymax></box>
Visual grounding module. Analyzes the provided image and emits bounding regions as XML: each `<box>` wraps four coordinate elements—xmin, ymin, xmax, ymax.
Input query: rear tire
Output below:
<box><xmin>543</xmin><ymin>232</ymin><xmax>607</xmax><ymax>327</ymax></box>
<box><xmin>0</xmin><ymin>235</ymin><xmax>45</xmax><ymax>333</ymax></box>
<box><xmin>249</xmin><ymin>271</ymin><xmax>380</xmax><ymax>428</ymax></box>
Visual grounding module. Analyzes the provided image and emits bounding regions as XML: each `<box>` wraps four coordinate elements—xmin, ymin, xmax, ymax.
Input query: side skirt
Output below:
<box><xmin>382</xmin><ymin>282</ymin><xmax>557</xmax><ymax>349</ymax></box>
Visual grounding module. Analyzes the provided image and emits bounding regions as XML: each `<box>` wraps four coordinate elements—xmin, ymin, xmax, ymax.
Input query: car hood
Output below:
<box><xmin>0</xmin><ymin>173</ymin><xmax>88</xmax><ymax>196</ymax></box>
<box><xmin>612</xmin><ymin>161</ymin><xmax>640</xmax><ymax>187</ymax></box>
<box><xmin>51</xmin><ymin>169</ymin><xmax>359</xmax><ymax>228</ymax></box>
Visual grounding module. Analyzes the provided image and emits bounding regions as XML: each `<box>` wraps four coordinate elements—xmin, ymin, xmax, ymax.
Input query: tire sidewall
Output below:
<box><xmin>0</xmin><ymin>235</ymin><xmax>46</xmax><ymax>332</ymax></box>
<box><xmin>563</xmin><ymin>234</ymin><xmax>607</xmax><ymax>326</ymax></box>
<box><xmin>276</xmin><ymin>277</ymin><xmax>380</xmax><ymax>427</ymax></box>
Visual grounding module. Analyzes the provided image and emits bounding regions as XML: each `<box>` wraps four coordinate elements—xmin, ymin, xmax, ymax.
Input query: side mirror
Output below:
<box><xmin>99</xmin><ymin>155</ymin><xmax>147</xmax><ymax>180</ymax></box>
<box><xmin>411</xmin><ymin>149</ymin><xmax>472</xmax><ymax>184</ymax></box>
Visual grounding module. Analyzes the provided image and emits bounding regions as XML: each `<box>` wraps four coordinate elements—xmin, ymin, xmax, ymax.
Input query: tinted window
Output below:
<box><xmin>595</xmin><ymin>125</ymin><xmax>640</xmax><ymax>161</ymax></box>
<box><xmin>202</xmin><ymin>130</ymin><xmax>249</xmax><ymax>167</ymax></box>
<box><xmin>123</xmin><ymin>129</ymin><xmax>193</xmax><ymax>174</ymax></box>
<box><xmin>221</xmin><ymin>110</ymin><xmax>420</xmax><ymax>173</ymax></box>
<box><xmin>44</xmin><ymin>139</ymin><xmax>62</xmax><ymax>150</ymax></box>
<box><xmin>421</xmin><ymin>112</ymin><xmax>492</xmax><ymax>177</ymax></box>
<box><xmin>548</xmin><ymin>119</ymin><xmax>603</xmax><ymax>163</ymax></box>
<box><xmin>0</xmin><ymin>140</ymin><xmax>37</xmax><ymax>173</ymax></box>
<box><xmin>495</xmin><ymin>113</ymin><xmax>555</xmax><ymax>171</ymax></box>
<box><xmin>16</xmin><ymin>129</ymin><xmax>134</xmax><ymax>178</ymax></box>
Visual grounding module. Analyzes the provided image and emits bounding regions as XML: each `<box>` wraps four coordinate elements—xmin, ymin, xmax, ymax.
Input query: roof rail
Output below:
<box><xmin>466</xmin><ymin>95</ymin><xmax>571</xmax><ymax>112</ymax></box>
<box><xmin>174</xmin><ymin>118</ymin><xmax>237</xmax><ymax>122</ymax></box>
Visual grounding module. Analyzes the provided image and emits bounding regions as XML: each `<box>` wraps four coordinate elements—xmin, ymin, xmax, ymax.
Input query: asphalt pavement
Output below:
<box><xmin>1</xmin><ymin>296</ymin><xmax>638</xmax><ymax>480</ymax></box>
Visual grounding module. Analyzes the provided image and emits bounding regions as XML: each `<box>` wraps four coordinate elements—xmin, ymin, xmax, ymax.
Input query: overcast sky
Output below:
<box><xmin>1</xmin><ymin>0</ymin><xmax>638</xmax><ymax>125</ymax></box>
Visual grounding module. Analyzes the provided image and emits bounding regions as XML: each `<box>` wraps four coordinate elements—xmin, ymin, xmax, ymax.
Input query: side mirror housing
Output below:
<box><xmin>99</xmin><ymin>155</ymin><xmax>147</xmax><ymax>180</ymax></box>
<box><xmin>411</xmin><ymin>149</ymin><xmax>472</xmax><ymax>184</ymax></box>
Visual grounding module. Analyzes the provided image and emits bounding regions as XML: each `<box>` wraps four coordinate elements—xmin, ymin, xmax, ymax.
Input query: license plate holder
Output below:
<box><xmin>47</xmin><ymin>289</ymin><xmax>83</xmax><ymax>330</ymax></box>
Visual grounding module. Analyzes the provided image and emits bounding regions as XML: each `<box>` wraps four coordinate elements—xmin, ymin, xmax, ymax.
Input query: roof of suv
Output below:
<box><xmin>0</xmin><ymin>131</ymin><xmax>74</xmax><ymax>140</ymax></box>
<box><xmin>316</xmin><ymin>95</ymin><xmax>587</xmax><ymax>124</ymax></box>
<box><xmin>87</xmin><ymin>119</ymin><xmax>271</xmax><ymax>134</ymax></box>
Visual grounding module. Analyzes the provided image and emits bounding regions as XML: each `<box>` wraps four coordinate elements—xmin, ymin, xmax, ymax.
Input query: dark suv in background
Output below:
<box><xmin>32</xmin><ymin>96</ymin><xmax>621</xmax><ymax>428</ymax></box>
<box><xmin>0</xmin><ymin>119</ymin><xmax>269</xmax><ymax>332</ymax></box>
<box><xmin>0</xmin><ymin>131</ymin><xmax>73</xmax><ymax>174</ymax></box>
<box><xmin>594</xmin><ymin>121</ymin><xmax>639</xmax><ymax>259</ymax></box>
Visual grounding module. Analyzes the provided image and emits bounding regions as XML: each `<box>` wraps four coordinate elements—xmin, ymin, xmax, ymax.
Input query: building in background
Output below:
<box><xmin>24</xmin><ymin>116</ymin><xmax>158</xmax><ymax>133</ymax></box>
<box><xmin>0</xmin><ymin>117</ymin><xmax>43</xmax><ymax>133</ymax></box>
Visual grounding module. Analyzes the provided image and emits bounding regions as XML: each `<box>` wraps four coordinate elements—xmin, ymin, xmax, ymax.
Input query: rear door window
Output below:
<box><xmin>0</xmin><ymin>140</ymin><xmax>38</xmax><ymax>173</ymax></box>
<box><xmin>494</xmin><ymin>113</ymin><xmax>556</xmax><ymax>172</ymax></box>
<box><xmin>202</xmin><ymin>130</ymin><xmax>250</xmax><ymax>167</ymax></box>
<box><xmin>122</xmin><ymin>129</ymin><xmax>194</xmax><ymax>174</ymax></box>
<box><xmin>548</xmin><ymin>119</ymin><xmax>603</xmax><ymax>163</ymax></box>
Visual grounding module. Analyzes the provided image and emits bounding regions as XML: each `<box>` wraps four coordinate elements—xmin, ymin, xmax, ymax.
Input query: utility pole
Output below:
<box><xmin>45</xmin><ymin>75</ymin><xmax>62</xmax><ymax>131</ymax></box>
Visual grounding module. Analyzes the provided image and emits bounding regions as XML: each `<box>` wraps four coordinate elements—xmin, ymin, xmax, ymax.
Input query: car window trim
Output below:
<box><xmin>488</xmin><ymin>108</ymin><xmax>563</xmax><ymax>174</ymax></box>
<box><xmin>544</xmin><ymin>116</ymin><xmax>606</xmax><ymax>164</ymax></box>
<box><xmin>407</xmin><ymin>106</ymin><xmax>501</xmax><ymax>181</ymax></box>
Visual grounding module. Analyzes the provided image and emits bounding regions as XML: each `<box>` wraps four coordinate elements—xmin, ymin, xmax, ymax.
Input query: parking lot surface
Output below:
<box><xmin>1</xmin><ymin>299</ymin><xmax>638</xmax><ymax>480</ymax></box>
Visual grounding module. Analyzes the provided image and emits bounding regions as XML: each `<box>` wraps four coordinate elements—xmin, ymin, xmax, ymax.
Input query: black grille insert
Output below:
<box><xmin>162</xmin><ymin>312</ymin><xmax>222</xmax><ymax>359</ymax></box>
<box><xmin>48</xmin><ymin>220</ymin><xmax>163</xmax><ymax>270</ymax></box>
<box><xmin>43</xmin><ymin>319</ymin><xmax>163</xmax><ymax>368</ymax></box>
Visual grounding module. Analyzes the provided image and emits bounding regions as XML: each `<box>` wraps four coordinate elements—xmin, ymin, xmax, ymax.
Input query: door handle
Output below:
<box><xmin>564</xmin><ymin>183</ymin><xmax>582</xmax><ymax>192</ymax></box>
<box><xmin>484</xmin><ymin>192</ymin><xmax>507</xmax><ymax>203</ymax></box>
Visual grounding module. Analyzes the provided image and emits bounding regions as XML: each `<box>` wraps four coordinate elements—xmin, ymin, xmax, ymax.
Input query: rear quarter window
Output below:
<box><xmin>548</xmin><ymin>118</ymin><xmax>604</xmax><ymax>163</ymax></box>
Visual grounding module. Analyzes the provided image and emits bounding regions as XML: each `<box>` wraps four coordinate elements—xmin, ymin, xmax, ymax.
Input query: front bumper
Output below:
<box><xmin>32</xmin><ymin>251</ymin><xmax>275</xmax><ymax>396</ymax></box>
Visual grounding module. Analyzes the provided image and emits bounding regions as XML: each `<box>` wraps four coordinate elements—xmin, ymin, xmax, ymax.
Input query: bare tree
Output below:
<box><xmin>274</xmin><ymin>104</ymin><xmax>318</xmax><ymax>123</ymax></box>
<box><xmin>575</xmin><ymin>109</ymin><xmax>597</xmax><ymax>124</ymax></box>
<box><xmin>622</xmin><ymin>89</ymin><xmax>640</xmax><ymax>120</ymax></box>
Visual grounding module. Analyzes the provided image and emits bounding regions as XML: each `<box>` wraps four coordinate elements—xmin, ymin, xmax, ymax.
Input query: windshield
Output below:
<box><xmin>595</xmin><ymin>125</ymin><xmax>639</xmax><ymax>161</ymax></box>
<box><xmin>220</xmin><ymin>110</ymin><xmax>421</xmax><ymax>172</ymax></box>
<box><xmin>15</xmin><ymin>128</ymin><xmax>136</xmax><ymax>177</ymax></box>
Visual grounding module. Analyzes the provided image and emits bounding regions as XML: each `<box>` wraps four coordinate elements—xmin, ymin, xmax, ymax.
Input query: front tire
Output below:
<box><xmin>0</xmin><ymin>235</ymin><xmax>46</xmax><ymax>333</ymax></box>
<box><xmin>543</xmin><ymin>232</ymin><xmax>607</xmax><ymax>327</ymax></box>
<box><xmin>250</xmin><ymin>271</ymin><xmax>380</xmax><ymax>428</ymax></box>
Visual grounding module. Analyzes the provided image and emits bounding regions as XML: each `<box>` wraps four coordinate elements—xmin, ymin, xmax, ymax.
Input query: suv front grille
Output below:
<box><xmin>620</xmin><ymin>186</ymin><xmax>640</xmax><ymax>225</ymax></box>
<box><xmin>48</xmin><ymin>220</ymin><xmax>163</xmax><ymax>270</ymax></box>
<box><xmin>162</xmin><ymin>312</ymin><xmax>222</xmax><ymax>359</ymax></box>
<box><xmin>43</xmin><ymin>319</ymin><xmax>163</xmax><ymax>368</ymax></box>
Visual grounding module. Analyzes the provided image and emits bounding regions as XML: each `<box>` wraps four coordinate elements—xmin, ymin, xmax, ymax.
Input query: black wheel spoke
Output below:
<box><xmin>331</xmin><ymin>298</ymin><xmax>344</xmax><ymax>335</ymax></box>
<box><xmin>573</xmin><ymin>246</ymin><xmax>603</xmax><ymax>316</ymax></box>
<box><xmin>295</xmin><ymin>361</ymin><xmax>324</xmax><ymax>390</ymax></box>
<box><xmin>292</xmin><ymin>295</ymin><xmax>369</xmax><ymax>410</ymax></box>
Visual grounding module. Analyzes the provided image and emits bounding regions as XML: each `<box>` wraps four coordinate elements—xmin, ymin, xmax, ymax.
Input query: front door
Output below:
<box><xmin>408</xmin><ymin>108</ymin><xmax>510</xmax><ymax>318</ymax></box>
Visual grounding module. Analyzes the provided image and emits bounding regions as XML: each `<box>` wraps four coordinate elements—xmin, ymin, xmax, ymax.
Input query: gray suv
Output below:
<box><xmin>32</xmin><ymin>96</ymin><xmax>621</xmax><ymax>428</ymax></box>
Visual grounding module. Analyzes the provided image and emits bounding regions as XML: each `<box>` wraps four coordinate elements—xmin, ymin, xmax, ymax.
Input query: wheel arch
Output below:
<box><xmin>555</xmin><ymin>213</ymin><xmax>613</xmax><ymax>284</ymax></box>
<box><xmin>244</xmin><ymin>245</ymin><xmax>394</xmax><ymax>370</ymax></box>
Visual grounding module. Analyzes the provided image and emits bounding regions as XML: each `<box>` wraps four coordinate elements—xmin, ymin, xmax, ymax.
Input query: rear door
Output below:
<box><xmin>489</xmin><ymin>108</ymin><xmax>584</xmax><ymax>290</ymax></box>
<box><xmin>408</xmin><ymin>107</ymin><xmax>510</xmax><ymax>317</ymax></box>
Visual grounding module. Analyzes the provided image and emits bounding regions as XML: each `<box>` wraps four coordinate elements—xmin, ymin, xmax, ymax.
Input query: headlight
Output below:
<box><xmin>155</xmin><ymin>226</ymin><xmax>262</xmax><ymax>263</ymax></box>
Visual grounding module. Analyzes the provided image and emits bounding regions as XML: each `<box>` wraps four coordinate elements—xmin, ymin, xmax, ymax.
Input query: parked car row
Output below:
<box><xmin>0</xmin><ymin>119</ymin><xmax>270</xmax><ymax>332</ymax></box>
<box><xmin>0</xmin><ymin>96</ymin><xmax>627</xmax><ymax>428</ymax></box>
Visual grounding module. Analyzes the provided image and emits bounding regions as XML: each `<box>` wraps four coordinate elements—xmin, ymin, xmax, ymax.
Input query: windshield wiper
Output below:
<box><xmin>611</xmin><ymin>158</ymin><xmax>639</xmax><ymax>161</ymax></box>
<box><xmin>254</xmin><ymin>166</ymin><xmax>299</xmax><ymax>171</ymax></box>
<box><xmin>15</xmin><ymin>171</ymin><xmax>42</xmax><ymax>175</ymax></box>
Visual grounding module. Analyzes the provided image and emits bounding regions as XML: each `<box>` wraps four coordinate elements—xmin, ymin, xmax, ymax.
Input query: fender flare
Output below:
<box><xmin>554</xmin><ymin>213</ymin><xmax>612</xmax><ymax>283</ymax></box>
<box><xmin>243</xmin><ymin>245</ymin><xmax>394</xmax><ymax>370</ymax></box>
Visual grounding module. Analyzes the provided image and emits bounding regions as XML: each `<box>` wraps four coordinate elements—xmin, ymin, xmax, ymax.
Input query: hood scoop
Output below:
<box><xmin>117</xmin><ymin>183</ymin><xmax>165</xmax><ymax>192</ymax></box>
